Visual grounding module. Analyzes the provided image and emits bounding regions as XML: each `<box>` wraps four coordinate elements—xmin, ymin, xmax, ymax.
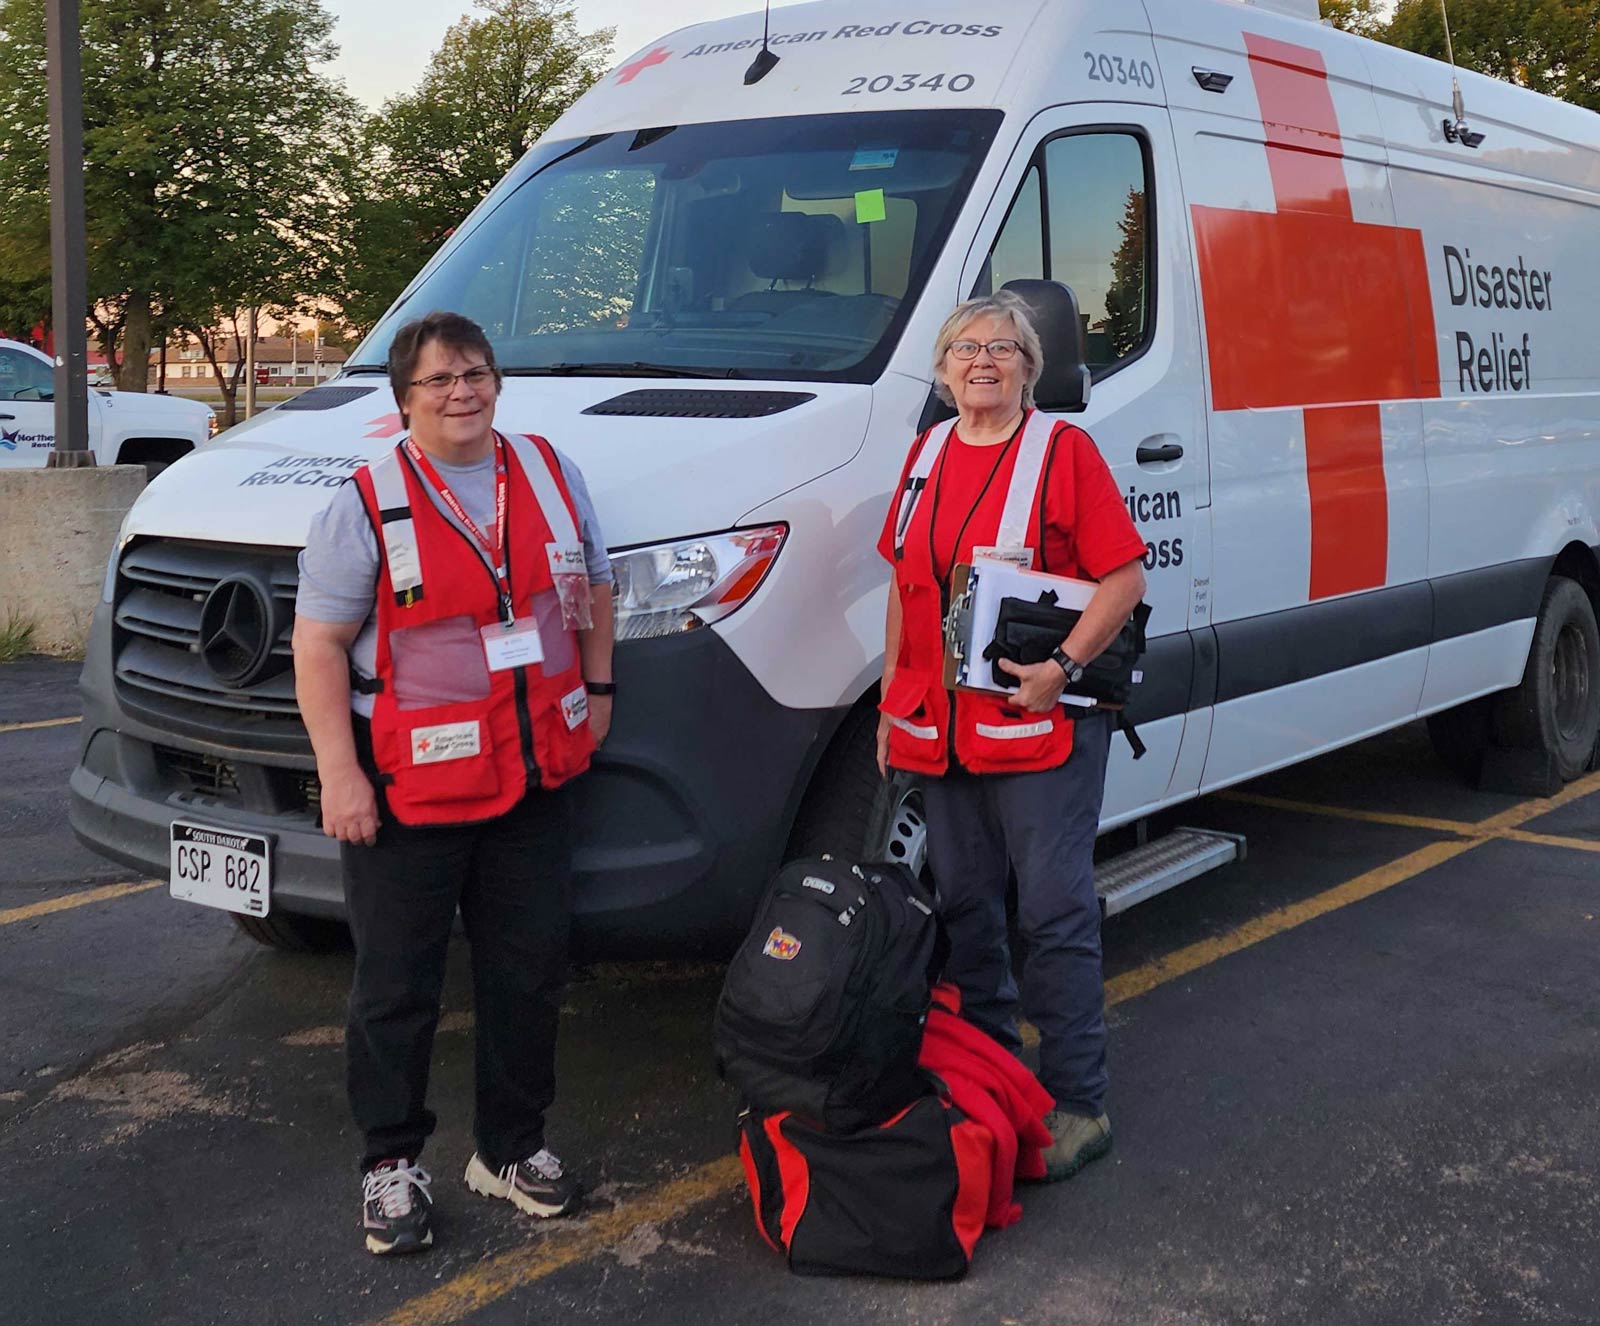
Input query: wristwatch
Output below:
<box><xmin>585</xmin><ymin>680</ymin><xmax>617</xmax><ymax>696</ymax></box>
<box><xmin>1048</xmin><ymin>647</ymin><xmax>1085</xmax><ymax>685</ymax></box>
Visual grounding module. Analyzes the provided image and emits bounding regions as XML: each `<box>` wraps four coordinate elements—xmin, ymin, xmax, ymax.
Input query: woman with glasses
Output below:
<box><xmin>293</xmin><ymin>311</ymin><xmax>614</xmax><ymax>1254</ymax></box>
<box><xmin>875</xmin><ymin>291</ymin><xmax>1147</xmax><ymax>1181</ymax></box>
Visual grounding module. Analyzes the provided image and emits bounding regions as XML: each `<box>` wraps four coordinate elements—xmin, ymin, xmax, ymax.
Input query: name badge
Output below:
<box><xmin>973</xmin><ymin>545</ymin><xmax>1034</xmax><ymax>569</ymax></box>
<box><xmin>480</xmin><ymin>619</ymin><xmax>544</xmax><ymax>672</ymax></box>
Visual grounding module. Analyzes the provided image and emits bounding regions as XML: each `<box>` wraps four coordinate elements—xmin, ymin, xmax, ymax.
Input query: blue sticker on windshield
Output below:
<box><xmin>849</xmin><ymin>147</ymin><xmax>899</xmax><ymax>172</ymax></box>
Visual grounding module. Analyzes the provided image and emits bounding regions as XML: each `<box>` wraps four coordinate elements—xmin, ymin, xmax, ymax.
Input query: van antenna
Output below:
<box><xmin>744</xmin><ymin>0</ymin><xmax>780</xmax><ymax>85</ymax></box>
<box><xmin>1438</xmin><ymin>0</ymin><xmax>1485</xmax><ymax>147</ymax></box>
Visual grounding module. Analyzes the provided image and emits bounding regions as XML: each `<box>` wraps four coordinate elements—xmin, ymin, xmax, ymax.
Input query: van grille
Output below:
<box><xmin>113</xmin><ymin>539</ymin><xmax>309</xmax><ymax>751</ymax></box>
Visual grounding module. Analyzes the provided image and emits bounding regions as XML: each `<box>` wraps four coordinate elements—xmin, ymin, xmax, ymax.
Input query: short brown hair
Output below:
<box><xmin>387</xmin><ymin>311</ymin><xmax>503</xmax><ymax>424</ymax></box>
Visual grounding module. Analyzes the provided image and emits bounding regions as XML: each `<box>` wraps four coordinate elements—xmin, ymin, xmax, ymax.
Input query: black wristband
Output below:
<box><xmin>585</xmin><ymin>680</ymin><xmax>617</xmax><ymax>696</ymax></box>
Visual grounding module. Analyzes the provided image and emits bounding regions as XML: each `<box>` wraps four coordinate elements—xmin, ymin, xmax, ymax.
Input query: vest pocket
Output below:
<box><xmin>531</xmin><ymin>684</ymin><xmax>597</xmax><ymax>788</ymax></box>
<box><xmin>389</xmin><ymin>615</ymin><xmax>493</xmax><ymax>710</ymax></box>
<box><xmin>960</xmin><ymin>697</ymin><xmax>1074</xmax><ymax>771</ymax></box>
<box><xmin>376</xmin><ymin>702</ymin><xmax>502</xmax><ymax>811</ymax></box>
<box><xmin>880</xmin><ymin>670</ymin><xmax>943</xmax><ymax>755</ymax></box>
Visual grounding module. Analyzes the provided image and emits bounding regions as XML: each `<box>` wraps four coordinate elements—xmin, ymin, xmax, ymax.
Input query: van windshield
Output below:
<box><xmin>348</xmin><ymin>110</ymin><xmax>1002</xmax><ymax>384</ymax></box>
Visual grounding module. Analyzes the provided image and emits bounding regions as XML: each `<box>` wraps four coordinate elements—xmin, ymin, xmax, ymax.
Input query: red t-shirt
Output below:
<box><xmin>876</xmin><ymin>418</ymin><xmax>1147</xmax><ymax>584</ymax></box>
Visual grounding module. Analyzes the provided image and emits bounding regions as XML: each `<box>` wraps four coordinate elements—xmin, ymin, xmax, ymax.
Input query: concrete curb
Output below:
<box><xmin>0</xmin><ymin>466</ymin><xmax>146</xmax><ymax>656</ymax></box>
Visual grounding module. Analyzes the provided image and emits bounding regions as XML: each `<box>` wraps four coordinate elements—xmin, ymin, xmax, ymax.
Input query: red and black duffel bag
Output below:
<box><xmin>737</xmin><ymin>1090</ymin><xmax>993</xmax><ymax>1280</ymax></box>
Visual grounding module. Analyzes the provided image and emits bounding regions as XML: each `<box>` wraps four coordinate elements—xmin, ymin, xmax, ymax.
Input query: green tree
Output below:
<box><xmin>0</xmin><ymin>0</ymin><xmax>365</xmax><ymax>391</ymax></box>
<box><xmin>1375</xmin><ymin>0</ymin><xmax>1600</xmax><ymax>112</ymax></box>
<box><xmin>341</xmin><ymin>0</ymin><xmax>614</xmax><ymax>335</ymax></box>
<box><xmin>1320</xmin><ymin>0</ymin><xmax>1387</xmax><ymax>37</ymax></box>
<box><xmin>1101</xmin><ymin>186</ymin><xmax>1148</xmax><ymax>362</ymax></box>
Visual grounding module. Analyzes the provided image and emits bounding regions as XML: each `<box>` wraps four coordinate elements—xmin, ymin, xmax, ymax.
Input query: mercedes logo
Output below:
<box><xmin>199</xmin><ymin>575</ymin><xmax>281</xmax><ymax>688</ymax></box>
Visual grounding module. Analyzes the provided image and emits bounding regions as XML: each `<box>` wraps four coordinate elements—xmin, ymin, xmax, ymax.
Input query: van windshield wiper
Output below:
<box><xmin>342</xmin><ymin>365</ymin><xmax>389</xmax><ymax>375</ymax></box>
<box><xmin>529</xmin><ymin>362</ymin><xmax>744</xmax><ymax>380</ymax></box>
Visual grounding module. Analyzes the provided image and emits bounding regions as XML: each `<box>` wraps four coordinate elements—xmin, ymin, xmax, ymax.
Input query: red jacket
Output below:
<box><xmin>918</xmin><ymin>984</ymin><xmax>1055</xmax><ymax>1229</ymax></box>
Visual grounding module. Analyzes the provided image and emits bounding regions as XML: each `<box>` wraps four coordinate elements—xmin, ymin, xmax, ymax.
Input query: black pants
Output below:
<box><xmin>342</xmin><ymin>784</ymin><xmax>572</xmax><ymax>1173</ymax></box>
<box><xmin>921</xmin><ymin>714</ymin><xmax>1112</xmax><ymax>1118</ymax></box>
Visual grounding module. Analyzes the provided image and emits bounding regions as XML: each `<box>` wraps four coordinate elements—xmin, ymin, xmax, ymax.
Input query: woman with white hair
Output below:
<box><xmin>874</xmin><ymin>290</ymin><xmax>1147</xmax><ymax>1180</ymax></box>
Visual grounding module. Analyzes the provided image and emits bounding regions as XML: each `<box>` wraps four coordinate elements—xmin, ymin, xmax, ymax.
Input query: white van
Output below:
<box><xmin>0</xmin><ymin>339</ymin><xmax>214</xmax><ymax>474</ymax></box>
<box><xmin>69</xmin><ymin>0</ymin><xmax>1600</xmax><ymax>952</ymax></box>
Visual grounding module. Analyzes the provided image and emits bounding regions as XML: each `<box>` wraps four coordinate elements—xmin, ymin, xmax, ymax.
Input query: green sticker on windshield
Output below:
<box><xmin>854</xmin><ymin>188</ymin><xmax>887</xmax><ymax>225</ymax></box>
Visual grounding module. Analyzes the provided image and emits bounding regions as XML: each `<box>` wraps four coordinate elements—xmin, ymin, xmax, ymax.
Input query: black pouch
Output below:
<box><xmin>983</xmin><ymin>592</ymin><xmax>1151</xmax><ymax>706</ymax></box>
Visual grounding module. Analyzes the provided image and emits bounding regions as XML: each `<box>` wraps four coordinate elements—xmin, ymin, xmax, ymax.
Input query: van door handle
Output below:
<box><xmin>1136</xmin><ymin>440</ymin><xmax>1183</xmax><ymax>464</ymax></box>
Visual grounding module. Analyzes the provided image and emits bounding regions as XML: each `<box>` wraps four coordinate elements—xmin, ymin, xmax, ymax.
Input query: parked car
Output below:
<box><xmin>0</xmin><ymin>339</ymin><xmax>215</xmax><ymax>476</ymax></box>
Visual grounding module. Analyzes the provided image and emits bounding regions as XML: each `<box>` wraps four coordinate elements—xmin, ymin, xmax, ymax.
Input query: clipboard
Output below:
<box><xmin>942</xmin><ymin>557</ymin><xmax>1100</xmax><ymax>707</ymax></box>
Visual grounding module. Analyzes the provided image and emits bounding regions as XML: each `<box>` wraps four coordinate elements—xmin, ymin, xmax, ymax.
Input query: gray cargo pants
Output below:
<box><xmin>920</xmin><ymin>713</ymin><xmax>1111</xmax><ymax>1118</ymax></box>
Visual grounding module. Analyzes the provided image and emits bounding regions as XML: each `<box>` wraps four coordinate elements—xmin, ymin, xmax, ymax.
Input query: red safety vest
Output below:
<box><xmin>353</xmin><ymin>431</ymin><xmax>595</xmax><ymax>825</ymax></box>
<box><xmin>881</xmin><ymin>409</ymin><xmax>1077</xmax><ymax>777</ymax></box>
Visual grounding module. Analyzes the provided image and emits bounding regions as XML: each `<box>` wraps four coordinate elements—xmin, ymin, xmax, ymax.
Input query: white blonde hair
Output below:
<box><xmin>930</xmin><ymin>291</ymin><xmax>1045</xmax><ymax>409</ymax></box>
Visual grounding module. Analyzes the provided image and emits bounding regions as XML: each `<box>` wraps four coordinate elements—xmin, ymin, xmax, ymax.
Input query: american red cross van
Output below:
<box><xmin>69</xmin><ymin>0</ymin><xmax>1600</xmax><ymax>952</ymax></box>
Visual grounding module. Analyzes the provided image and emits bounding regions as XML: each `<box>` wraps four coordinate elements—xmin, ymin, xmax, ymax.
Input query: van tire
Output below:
<box><xmin>230</xmin><ymin>910</ymin><xmax>351</xmax><ymax>953</ymax></box>
<box><xmin>1426</xmin><ymin>697</ymin><xmax>1493</xmax><ymax>783</ymax></box>
<box><xmin>1493</xmin><ymin>575</ymin><xmax>1600</xmax><ymax>783</ymax></box>
<box><xmin>787</xmin><ymin>700</ymin><xmax>928</xmax><ymax>875</ymax></box>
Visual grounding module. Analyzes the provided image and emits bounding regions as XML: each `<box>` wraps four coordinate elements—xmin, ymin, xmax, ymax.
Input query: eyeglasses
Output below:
<box><xmin>409</xmin><ymin>364</ymin><xmax>496</xmax><ymax>394</ymax></box>
<box><xmin>947</xmin><ymin>338</ymin><xmax>1022</xmax><ymax>361</ymax></box>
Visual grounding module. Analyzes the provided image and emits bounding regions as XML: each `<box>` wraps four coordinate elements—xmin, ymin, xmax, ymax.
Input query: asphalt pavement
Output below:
<box><xmin>3</xmin><ymin>657</ymin><xmax>1597</xmax><ymax>1326</ymax></box>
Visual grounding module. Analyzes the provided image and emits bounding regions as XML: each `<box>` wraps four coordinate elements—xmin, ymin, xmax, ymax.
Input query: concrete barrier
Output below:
<box><xmin>0</xmin><ymin>466</ymin><xmax>146</xmax><ymax>656</ymax></box>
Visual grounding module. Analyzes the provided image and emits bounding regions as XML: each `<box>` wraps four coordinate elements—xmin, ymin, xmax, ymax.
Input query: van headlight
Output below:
<box><xmin>101</xmin><ymin>520</ymin><xmax>134</xmax><ymax>603</ymax></box>
<box><xmin>611</xmin><ymin>525</ymin><xmax>787</xmax><ymax>641</ymax></box>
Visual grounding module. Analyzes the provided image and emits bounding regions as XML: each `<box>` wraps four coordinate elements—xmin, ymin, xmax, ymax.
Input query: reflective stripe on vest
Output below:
<box><xmin>501</xmin><ymin>433</ymin><xmax>579</xmax><ymax>552</ymax></box>
<box><xmin>369</xmin><ymin>448</ymin><xmax>424</xmax><ymax>604</ymax></box>
<box><xmin>974</xmin><ymin>718</ymin><xmax>1054</xmax><ymax>740</ymax></box>
<box><xmin>892</xmin><ymin>410</ymin><xmax>1056</xmax><ymax>561</ymax></box>
<box><xmin>891</xmin><ymin>716</ymin><xmax>939</xmax><ymax>741</ymax></box>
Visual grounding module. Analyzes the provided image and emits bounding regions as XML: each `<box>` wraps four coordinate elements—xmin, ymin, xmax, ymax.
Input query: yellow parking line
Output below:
<box><xmin>0</xmin><ymin>715</ymin><xmax>81</xmax><ymax>735</ymax></box>
<box><xmin>1471</xmin><ymin>767</ymin><xmax>1600</xmax><ymax>831</ymax></box>
<box><xmin>0</xmin><ymin>879</ymin><xmax>162</xmax><ymax>927</ymax></box>
<box><xmin>1499</xmin><ymin>828</ymin><xmax>1600</xmax><ymax>854</ymax></box>
<box><xmin>1103</xmin><ymin>838</ymin><xmax>1478</xmax><ymax>1005</ymax></box>
<box><xmin>1215</xmin><ymin>791</ymin><xmax>1473</xmax><ymax>835</ymax></box>
<box><xmin>375</xmin><ymin>767</ymin><xmax>1600</xmax><ymax>1325</ymax></box>
<box><xmin>375</xmin><ymin>1156</ymin><xmax>744</xmax><ymax>1326</ymax></box>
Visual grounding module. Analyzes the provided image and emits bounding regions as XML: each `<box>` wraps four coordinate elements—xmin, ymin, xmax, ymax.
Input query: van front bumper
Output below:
<box><xmin>69</xmin><ymin>602</ymin><xmax>841</xmax><ymax>956</ymax></box>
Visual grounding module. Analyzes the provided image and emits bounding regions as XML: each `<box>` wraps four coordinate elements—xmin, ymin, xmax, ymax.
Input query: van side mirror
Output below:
<box><xmin>1000</xmin><ymin>278</ymin><xmax>1091</xmax><ymax>414</ymax></box>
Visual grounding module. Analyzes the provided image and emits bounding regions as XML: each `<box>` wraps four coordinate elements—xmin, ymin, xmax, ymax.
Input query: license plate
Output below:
<box><xmin>169</xmin><ymin>820</ymin><xmax>272</xmax><ymax>916</ymax></box>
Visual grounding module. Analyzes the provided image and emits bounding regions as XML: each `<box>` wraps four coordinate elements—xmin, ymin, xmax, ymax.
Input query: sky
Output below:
<box><xmin>324</xmin><ymin>1</ymin><xmax>810</xmax><ymax>111</ymax></box>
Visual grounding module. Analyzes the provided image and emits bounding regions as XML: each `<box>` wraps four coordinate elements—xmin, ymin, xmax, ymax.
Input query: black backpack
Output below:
<box><xmin>714</xmin><ymin>856</ymin><xmax>946</xmax><ymax>1134</ymax></box>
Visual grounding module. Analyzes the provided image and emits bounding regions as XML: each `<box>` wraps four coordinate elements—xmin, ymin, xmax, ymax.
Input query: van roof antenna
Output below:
<box><xmin>744</xmin><ymin>0</ymin><xmax>780</xmax><ymax>85</ymax></box>
<box><xmin>1438</xmin><ymin>0</ymin><xmax>1486</xmax><ymax>147</ymax></box>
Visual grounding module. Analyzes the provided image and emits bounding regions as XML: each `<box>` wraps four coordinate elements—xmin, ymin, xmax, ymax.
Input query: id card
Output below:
<box><xmin>480</xmin><ymin>619</ymin><xmax>544</xmax><ymax>671</ymax></box>
<box><xmin>972</xmin><ymin>545</ymin><xmax>1034</xmax><ymax>569</ymax></box>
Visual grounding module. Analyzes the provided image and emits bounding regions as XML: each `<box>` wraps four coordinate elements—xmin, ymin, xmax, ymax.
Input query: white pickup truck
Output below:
<box><xmin>0</xmin><ymin>338</ymin><xmax>215</xmax><ymax>475</ymax></box>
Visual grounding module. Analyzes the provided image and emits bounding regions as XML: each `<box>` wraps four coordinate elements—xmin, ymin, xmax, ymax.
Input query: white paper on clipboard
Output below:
<box><xmin>944</xmin><ymin>556</ymin><xmax>1098</xmax><ymax>706</ymax></box>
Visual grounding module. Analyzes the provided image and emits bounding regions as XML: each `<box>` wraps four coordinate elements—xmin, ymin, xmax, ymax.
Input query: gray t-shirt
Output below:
<box><xmin>296</xmin><ymin>445</ymin><xmax>612</xmax><ymax>716</ymax></box>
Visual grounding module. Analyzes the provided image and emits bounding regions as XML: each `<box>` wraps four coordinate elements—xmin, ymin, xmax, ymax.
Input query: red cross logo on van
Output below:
<box><xmin>616</xmin><ymin>47</ymin><xmax>671</xmax><ymax>83</ymax></box>
<box><xmin>1192</xmin><ymin>34</ymin><xmax>1442</xmax><ymax>601</ymax></box>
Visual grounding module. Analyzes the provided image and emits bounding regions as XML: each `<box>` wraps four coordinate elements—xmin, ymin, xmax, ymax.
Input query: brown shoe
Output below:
<box><xmin>1040</xmin><ymin>1111</ymin><xmax>1112</xmax><ymax>1181</ymax></box>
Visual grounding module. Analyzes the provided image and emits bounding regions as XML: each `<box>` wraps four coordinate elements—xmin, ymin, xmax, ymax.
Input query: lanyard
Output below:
<box><xmin>404</xmin><ymin>434</ymin><xmax>514</xmax><ymax>622</ymax></box>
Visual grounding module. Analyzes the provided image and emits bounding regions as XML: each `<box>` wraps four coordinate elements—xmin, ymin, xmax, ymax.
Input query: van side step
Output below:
<box><xmin>1094</xmin><ymin>827</ymin><xmax>1246</xmax><ymax>917</ymax></box>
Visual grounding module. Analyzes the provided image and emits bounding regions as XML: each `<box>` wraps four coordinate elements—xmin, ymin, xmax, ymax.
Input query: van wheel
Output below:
<box><xmin>231</xmin><ymin>911</ymin><xmax>351</xmax><ymax>953</ymax></box>
<box><xmin>1426</xmin><ymin>697</ymin><xmax>1493</xmax><ymax>782</ymax></box>
<box><xmin>1493</xmin><ymin>576</ymin><xmax>1600</xmax><ymax>783</ymax></box>
<box><xmin>787</xmin><ymin>701</ymin><xmax>928</xmax><ymax>875</ymax></box>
